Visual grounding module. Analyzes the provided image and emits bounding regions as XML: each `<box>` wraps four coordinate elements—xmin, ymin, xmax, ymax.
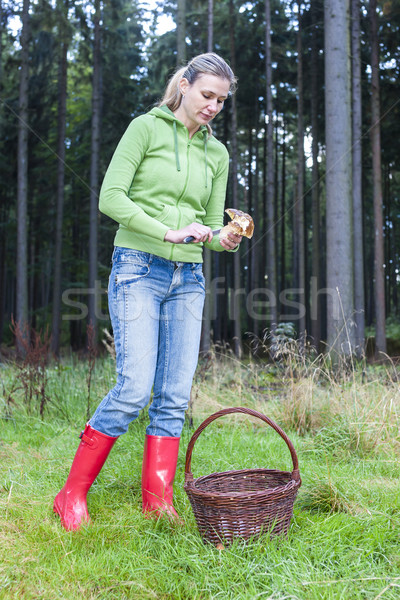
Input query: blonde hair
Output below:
<box><xmin>159</xmin><ymin>53</ymin><xmax>237</xmax><ymax>114</ymax></box>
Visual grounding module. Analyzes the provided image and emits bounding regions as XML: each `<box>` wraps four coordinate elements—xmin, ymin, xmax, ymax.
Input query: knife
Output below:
<box><xmin>183</xmin><ymin>229</ymin><xmax>221</xmax><ymax>244</ymax></box>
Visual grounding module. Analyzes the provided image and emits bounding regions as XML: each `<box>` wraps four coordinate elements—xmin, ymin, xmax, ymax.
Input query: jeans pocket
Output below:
<box><xmin>114</xmin><ymin>253</ymin><xmax>150</xmax><ymax>284</ymax></box>
<box><xmin>114</xmin><ymin>264</ymin><xmax>150</xmax><ymax>286</ymax></box>
<box><xmin>113</xmin><ymin>249</ymin><xmax>152</xmax><ymax>286</ymax></box>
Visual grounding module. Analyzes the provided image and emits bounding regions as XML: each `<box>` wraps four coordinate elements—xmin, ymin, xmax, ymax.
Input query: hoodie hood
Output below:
<box><xmin>149</xmin><ymin>105</ymin><xmax>210</xmax><ymax>187</ymax></box>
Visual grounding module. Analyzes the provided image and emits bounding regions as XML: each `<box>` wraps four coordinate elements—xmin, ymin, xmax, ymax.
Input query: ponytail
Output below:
<box><xmin>158</xmin><ymin>67</ymin><xmax>186</xmax><ymax>112</ymax></box>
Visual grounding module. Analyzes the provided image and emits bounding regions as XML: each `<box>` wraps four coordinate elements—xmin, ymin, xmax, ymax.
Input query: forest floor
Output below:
<box><xmin>0</xmin><ymin>346</ymin><xmax>399</xmax><ymax>600</ymax></box>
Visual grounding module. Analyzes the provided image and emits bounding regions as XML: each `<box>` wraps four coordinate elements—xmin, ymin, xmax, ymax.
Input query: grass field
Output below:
<box><xmin>1</xmin><ymin>348</ymin><xmax>399</xmax><ymax>599</ymax></box>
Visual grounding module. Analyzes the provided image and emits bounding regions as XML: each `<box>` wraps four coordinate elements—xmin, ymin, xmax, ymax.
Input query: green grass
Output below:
<box><xmin>1</xmin><ymin>353</ymin><xmax>400</xmax><ymax>599</ymax></box>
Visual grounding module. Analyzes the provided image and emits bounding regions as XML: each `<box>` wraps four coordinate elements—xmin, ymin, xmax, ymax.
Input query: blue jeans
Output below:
<box><xmin>90</xmin><ymin>247</ymin><xmax>205</xmax><ymax>438</ymax></box>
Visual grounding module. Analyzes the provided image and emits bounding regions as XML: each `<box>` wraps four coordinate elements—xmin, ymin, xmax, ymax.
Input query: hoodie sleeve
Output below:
<box><xmin>202</xmin><ymin>144</ymin><xmax>239</xmax><ymax>253</ymax></box>
<box><xmin>99</xmin><ymin>116</ymin><xmax>170</xmax><ymax>241</ymax></box>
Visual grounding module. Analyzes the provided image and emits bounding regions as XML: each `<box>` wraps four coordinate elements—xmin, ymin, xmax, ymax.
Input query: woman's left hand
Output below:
<box><xmin>219</xmin><ymin>233</ymin><xmax>242</xmax><ymax>251</ymax></box>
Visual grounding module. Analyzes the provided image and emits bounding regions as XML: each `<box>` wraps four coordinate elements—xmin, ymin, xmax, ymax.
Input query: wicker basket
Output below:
<box><xmin>184</xmin><ymin>407</ymin><xmax>301</xmax><ymax>546</ymax></box>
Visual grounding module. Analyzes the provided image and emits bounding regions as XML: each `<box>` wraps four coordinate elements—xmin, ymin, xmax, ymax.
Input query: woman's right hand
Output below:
<box><xmin>164</xmin><ymin>223</ymin><xmax>213</xmax><ymax>244</ymax></box>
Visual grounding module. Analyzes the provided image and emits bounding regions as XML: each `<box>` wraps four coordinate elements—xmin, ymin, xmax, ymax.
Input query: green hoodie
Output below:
<box><xmin>99</xmin><ymin>105</ymin><xmax>230</xmax><ymax>263</ymax></box>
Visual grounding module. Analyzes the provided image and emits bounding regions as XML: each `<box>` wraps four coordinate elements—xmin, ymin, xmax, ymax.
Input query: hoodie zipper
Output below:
<box><xmin>170</xmin><ymin>133</ymin><xmax>195</xmax><ymax>261</ymax></box>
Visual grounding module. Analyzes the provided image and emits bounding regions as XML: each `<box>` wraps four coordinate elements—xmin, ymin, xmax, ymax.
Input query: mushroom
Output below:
<box><xmin>219</xmin><ymin>208</ymin><xmax>254</xmax><ymax>240</ymax></box>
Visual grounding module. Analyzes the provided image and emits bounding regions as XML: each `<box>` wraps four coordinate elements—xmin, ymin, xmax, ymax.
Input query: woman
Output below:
<box><xmin>53</xmin><ymin>53</ymin><xmax>241</xmax><ymax>531</ymax></box>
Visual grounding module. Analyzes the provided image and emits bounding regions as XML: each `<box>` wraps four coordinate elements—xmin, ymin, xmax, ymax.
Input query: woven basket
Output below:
<box><xmin>184</xmin><ymin>407</ymin><xmax>301</xmax><ymax>546</ymax></box>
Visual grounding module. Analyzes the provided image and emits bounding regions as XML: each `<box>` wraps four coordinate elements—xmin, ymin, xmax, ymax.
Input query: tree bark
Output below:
<box><xmin>207</xmin><ymin>0</ymin><xmax>213</xmax><ymax>53</ymax></box>
<box><xmin>0</xmin><ymin>0</ymin><xmax>5</xmax><ymax>344</ymax></box>
<box><xmin>387</xmin><ymin>171</ymin><xmax>398</xmax><ymax>314</ymax></box>
<box><xmin>51</xmin><ymin>2</ymin><xmax>69</xmax><ymax>356</ymax></box>
<box><xmin>229</xmin><ymin>0</ymin><xmax>242</xmax><ymax>358</ymax></box>
<box><xmin>0</xmin><ymin>204</ymin><xmax>6</xmax><ymax>345</ymax></box>
<box><xmin>295</xmin><ymin>1</ymin><xmax>306</xmax><ymax>342</ymax></box>
<box><xmin>200</xmin><ymin>0</ymin><xmax>214</xmax><ymax>354</ymax></box>
<box><xmin>383</xmin><ymin>176</ymin><xmax>390</xmax><ymax>316</ymax></box>
<box><xmin>250</xmin><ymin>105</ymin><xmax>260</xmax><ymax>338</ymax></box>
<box><xmin>351</xmin><ymin>0</ymin><xmax>365</xmax><ymax>357</ymax></box>
<box><xmin>177</xmin><ymin>0</ymin><xmax>186</xmax><ymax>65</ymax></box>
<box><xmin>370</xmin><ymin>0</ymin><xmax>387</xmax><ymax>357</ymax></box>
<box><xmin>324</xmin><ymin>0</ymin><xmax>355</xmax><ymax>357</ymax></box>
<box><xmin>265</xmin><ymin>0</ymin><xmax>277</xmax><ymax>330</ymax></box>
<box><xmin>310</xmin><ymin>0</ymin><xmax>321</xmax><ymax>351</ymax></box>
<box><xmin>88</xmin><ymin>0</ymin><xmax>102</xmax><ymax>343</ymax></box>
<box><xmin>0</xmin><ymin>0</ymin><xmax>3</xmax><ymax>86</ymax></box>
<box><xmin>16</xmin><ymin>0</ymin><xmax>30</xmax><ymax>350</ymax></box>
<box><xmin>279</xmin><ymin>119</ymin><xmax>286</xmax><ymax>313</ymax></box>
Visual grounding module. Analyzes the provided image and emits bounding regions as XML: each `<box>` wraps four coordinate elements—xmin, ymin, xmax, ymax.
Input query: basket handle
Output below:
<box><xmin>184</xmin><ymin>406</ymin><xmax>300</xmax><ymax>484</ymax></box>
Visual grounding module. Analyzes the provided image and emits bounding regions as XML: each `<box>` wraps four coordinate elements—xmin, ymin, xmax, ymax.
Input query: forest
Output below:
<box><xmin>1</xmin><ymin>0</ymin><xmax>399</xmax><ymax>358</ymax></box>
<box><xmin>1</xmin><ymin>4</ymin><xmax>400</xmax><ymax>595</ymax></box>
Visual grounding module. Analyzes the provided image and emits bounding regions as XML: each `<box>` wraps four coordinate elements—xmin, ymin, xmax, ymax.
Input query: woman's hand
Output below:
<box><xmin>164</xmin><ymin>223</ymin><xmax>213</xmax><ymax>244</ymax></box>
<box><xmin>219</xmin><ymin>232</ymin><xmax>242</xmax><ymax>250</ymax></box>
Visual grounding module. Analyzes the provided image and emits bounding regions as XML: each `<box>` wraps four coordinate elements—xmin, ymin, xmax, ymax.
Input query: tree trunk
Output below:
<box><xmin>265</xmin><ymin>0</ymin><xmax>277</xmax><ymax>330</ymax></box>
<box><xmin>88</xmin><ymin>0</ymin><xmax>102</xmax><ymax>343</ymax></box>
<box><xmin>274</xmin><ymin>120</ymin><xmax>279</xmax><ymax>306</ymax></box>
<box><xmin>200</xmin><ymin>0</ymin><xmax>214</xmax><ymax>354</ymax></box>
<box><xmin>0</xmin><ymin>0</ymin><xmax>5</xmax><ymax>344</ymax></box>
<box><xmin>0</xmin><ymin>0</ymin><xmax>3</xmax><ymax>86</ymax></box>
<box><xmin>229</xmin><ymin>0</ymin><xmax>241</xmax><ymax>358</ymax></box>
<box><xmin>310</xmin><ymin>0</ymin><xmax>321</xmax><ymax>351</ymax></box>
<box><xmin>177</xmin><ymin>0</ymin><xmax>186</xmax><ymax>65</ymax></box>
<box><xmin>207</xmin><ymin>0</ymin><xmax>213</xmax><ymax>53</ymax></box>
<box><xmin>388</xmin><ymin>171</ymin><xmax>398</xmax><ymax>314</ymax></box>
<box><xmin>0</xmin><ymin>204</ymin><xmax>6</xmax><ymax>345</ymax></box>
<box><xmin>383</xmin><ymin>176</ymin><xmax>390</xmax><ymax>316</ymax></box>
<box><xmin>370</xmin><ymin>0</ymin><xmax>386</xmax><ymax>357</ymax></box>
<box><xmin>295</xmin><ymin>1</ymin><xmax>306</xmax><ymax>343</ymax></box>
<box><xmin>247</xmin><ymin>127</ymin><xmax>253</xmax><ymax>300</ymax></box>
<box><xmin>51</xmin><ymin>4</ymin><xmax>69</xmax><ymax>356</ymax></box>
<box><xmin>250</xmin><ymin>105</ymin><xmax>260</xmax><ymax>338</ymax></box>
<box><xmin>351</xmin><ymin>0</ymin><xmax>365</xmax><ymax>358</ymax></box>
<box><xmin>324</xmin><ymin>0</ymin><xmax>355</xmax><ymax>357</ymax></box>
<box><xmin>16</xmin><ymin>0</ymin><xmax>30</xmax><ymax>350</ymax></box>
<box><xmin>279</xmin><ymin>119</ymin><xmax>286</xmax><ymax>313</ymax></box>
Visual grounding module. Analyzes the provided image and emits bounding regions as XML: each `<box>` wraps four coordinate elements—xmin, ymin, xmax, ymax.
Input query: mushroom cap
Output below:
<box><xmin>225</xmin><ymin>208</ymin><xmax>254</xmax><ymax>238</ymax></box>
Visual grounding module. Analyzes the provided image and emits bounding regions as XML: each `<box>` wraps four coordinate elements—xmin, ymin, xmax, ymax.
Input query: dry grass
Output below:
<box><xmin>189</xmin><ymin>341</ymin><xmax>400</xmax><ymax>463</ymax></box>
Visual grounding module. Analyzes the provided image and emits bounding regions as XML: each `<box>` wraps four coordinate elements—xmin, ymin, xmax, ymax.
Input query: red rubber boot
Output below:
<box><xmin>142</xmin><ymin>434</ymin><xmax>180</xmax><ymax>519</ymax></box>
<box><xmin>53</xmin><ymin>423</ymin><xmax>118</xmax><ymax>531</ymax></box>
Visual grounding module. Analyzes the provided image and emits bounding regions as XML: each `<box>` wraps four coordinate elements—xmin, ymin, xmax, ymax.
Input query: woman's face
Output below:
<box><xmin>178</xmin><ymin>74</ymin><xmax>230</xmax><ymax>130</ymax></box>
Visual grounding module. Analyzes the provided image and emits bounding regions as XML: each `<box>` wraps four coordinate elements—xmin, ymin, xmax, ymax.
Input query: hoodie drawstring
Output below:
<box><xmin>203</xmin><ymin>130</ymin><xmax>208</xmax><ymax>189</ymax></box>
<box><xmin>173</xmin><ymin>121</ymin><xmax>181</xmax><ymax>172</ymax></box>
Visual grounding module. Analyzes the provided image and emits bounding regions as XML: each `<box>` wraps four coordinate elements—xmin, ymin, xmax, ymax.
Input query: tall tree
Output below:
<box><xmin>265</xmin><ymin>0</ymin><xmax>277</xmax><ymax>329</ymax></box>
<box><xmin>250</xmin><ymin>99</ymin><xmax>261</xmax><ymax>339</ymax></box>
<box><xmin>0</xmin><ymin>0</ymin><xmax>3</xmax><ymax>86</ymax></box>
<box><xmin>324</xmin><ymin>0</ymin><xmax>355</xmax><ymax>356</ymax></box>
<box><xmin>177</xmin><ymin>0</ymin><xmax>186</xmax><ymax>64</ymax></box>
<box><xmin>51</xmin><ymin>0</ymin><xmax>70</xmax><ymax>356</ymax></box>
<box><xmin>16</xmin><ymin>0</ymin><xmax>30</xmax><ymax>346</ymax></box>
<box><xmin>351</xmin><ymin>0</ymin><xmax>365</xmax><ymax>357</ymax></box>
<box><xmin>310</xmin><ymin>0</ymin><xmax>321</xmax><ymax>350</ymax></box>
<box><xmin>295</xmin><ymin>0</ymin><xmax>306</xmax><ymax>341</ymax></box>
<box><xmin>207</xmin><ymin>0</ymin><xmax>213</xmax><ymax>53</ymax></box>
<box><xmin>229</xmin><ymin>0</ymin><xmax>241</xmax><ymax>358</ymax></box>
<box><xmin>88</xmin><ymin>0</ymin><xmax>102</xmax><ymax>340</ymax></box>
<box><xmin>370</xmin><ymin>0</ymin><xmax>386</xmax><ymax>356</ymax></box>
<box><xmin>200</xmin><ymin>0</ymin><xmax>214</xmax><ymax>354</ymax></box>
<box><xmin>0</xmin><ymin>0</ymin><xmax>5</xmax><ymax>345</ymax></box>
<box><xmin>279</xmin><ymin>118</ymin><xmax>286</xmax><ymax>310</ymax></box>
